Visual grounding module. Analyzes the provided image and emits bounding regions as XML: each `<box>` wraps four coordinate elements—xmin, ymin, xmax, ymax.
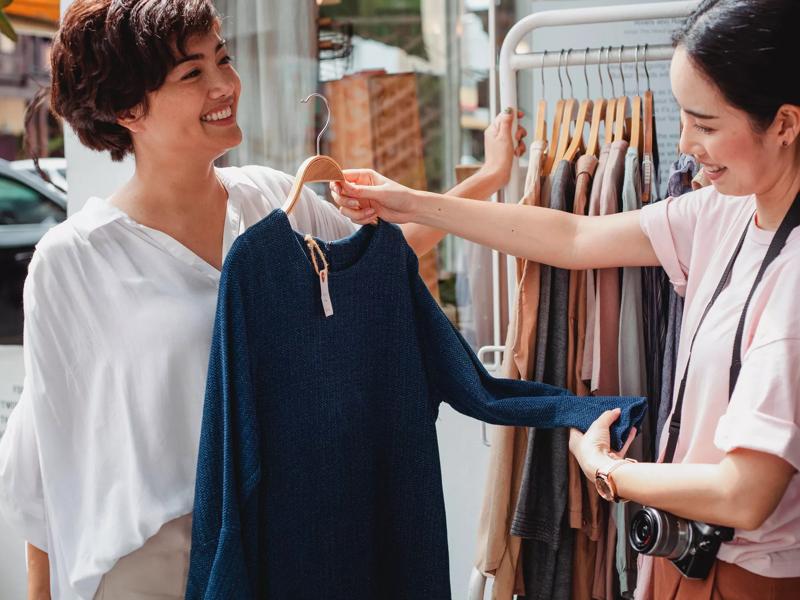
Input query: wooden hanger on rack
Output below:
<box><xmin>613</xmin><ymin>45</ymin><xmax>629</xmax><ymax>142</ymax></box>
<box><xmin>564</xmin><ymin>47</ymin><xmax>593</xmax><ymax>163</ymax></box>
<box><xmin>552</xmin><ymin>49</ymin><xmax>578</xmax><ymax>170</ymax></box>
<box><xmin>604</xmin><ymin>46</ymin><xmax>617</xmax><ymax>146</ymax></box>
<box><xmin>534</xmin><ymin>50</ymin><xmax>549</xmax><ymax>144</ymax></box>
<box><xmin>586</xmin><ymin>47</ymin><xmax>606</xmax><ymax>158</ymax></box>
<box><xmin>283</xmin><ymin>93</ymin><xmax>345</xmax><ymax>215</ymax></box>
<box><xmin>629</xmin><ymin>45</ymin><xmax>644</xmax><ymax>158</ymax></box>
<box><xmin>642</xmin><ymin>44</ymin><xmax>656</xmax><ymax>202</ymax></box>
<box><xmin>545</xmin><ymin>50</ymin><xmax>567</xmax><ymax>173</ymax></box>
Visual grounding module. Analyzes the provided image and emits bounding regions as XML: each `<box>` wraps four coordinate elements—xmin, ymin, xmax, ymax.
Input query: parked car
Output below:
<box><xmin>10</xmin><ymin>157</ymin><xmax>68</xmax><ymax>194</ymax></box>
<box><xmin>0</xmin><ymin>158</ymin><xmax>67</xmax><ymax>345</ymax></box>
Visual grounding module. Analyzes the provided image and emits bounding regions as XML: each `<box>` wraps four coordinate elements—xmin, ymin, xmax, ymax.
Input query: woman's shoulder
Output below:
<box><xmin>643</xmin><ymin>185</ymin><xmax>754</xmax><ymax>241</ymax></box>
<box><xmin>666</xmin><ymin>185</ymin><xmax>754</xmax><ymax>220</ymax></box>
<box><xmin>28</xmin><ymin>196</ymin><xmax>126</xmax><ymax>289</ymax></box>
<box><xmin>217</xmin><ymin>165</ymin><xmax>356</xmax><ymax>240</ymax></box>
<box><xmin>216</xmin><ymin>164</ymin><xmax>295</xmax><ymax>205</ymax></box>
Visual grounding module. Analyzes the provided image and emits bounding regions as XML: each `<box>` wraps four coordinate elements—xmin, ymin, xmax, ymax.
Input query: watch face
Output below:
<box><xmin>596</xmin><ymin>476</ymin><xmax>614</xmax><ymax>501</ymax></box>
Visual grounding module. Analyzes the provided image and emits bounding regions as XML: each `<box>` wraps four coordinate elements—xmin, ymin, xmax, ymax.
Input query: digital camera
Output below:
<box><xmin>629</xmin><ymin>506</ymin><xmax>734</xmax><ymax>579</ymax></box>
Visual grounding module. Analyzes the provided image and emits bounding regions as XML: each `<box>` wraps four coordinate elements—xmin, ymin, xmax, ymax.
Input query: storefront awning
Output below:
<box><xmin>5</xmin><ymin>0</ymin><xmax>59</xmax><ymax>36</ymax></box>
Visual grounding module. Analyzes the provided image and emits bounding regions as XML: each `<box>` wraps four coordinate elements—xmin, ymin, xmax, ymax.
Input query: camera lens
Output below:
<box><xmin>630</xmin><ymin>510</ymin><xmax>657</xmax><ymax>552</ymax></box>
<box><xmin>629</xmin><ymin>507</ymin><xmax>693</xmax><ymax>561</ymax></box>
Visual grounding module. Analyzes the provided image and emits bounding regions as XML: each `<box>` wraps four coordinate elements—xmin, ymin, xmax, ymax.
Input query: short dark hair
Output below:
<box><xmin>673</xmin><ymin>0</ymin><xmax>800</xmax><ymax>131</ymax></box>
<box><xmin>49</xmin><ymin>0</ymin><xmax>219</xmax><ymax>161</ymax></box>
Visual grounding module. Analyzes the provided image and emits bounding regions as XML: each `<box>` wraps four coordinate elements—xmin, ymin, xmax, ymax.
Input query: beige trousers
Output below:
<box><xmin>93</xmin><ymin>514</ymin><xmax>192</xmax><ymax>599</ymax></box>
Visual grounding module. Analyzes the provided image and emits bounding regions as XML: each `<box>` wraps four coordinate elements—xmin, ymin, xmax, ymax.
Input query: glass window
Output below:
<box><xmin>0</xmin><ymin>176</ymin><xmax>65</xmax><ymax>225</ymax></box>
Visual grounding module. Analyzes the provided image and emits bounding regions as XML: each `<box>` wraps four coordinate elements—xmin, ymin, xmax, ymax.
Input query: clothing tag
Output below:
<box><xmin>319</xmin><ymin>269</ymin><xmax>334</xmax><ymax>318</ymax></box>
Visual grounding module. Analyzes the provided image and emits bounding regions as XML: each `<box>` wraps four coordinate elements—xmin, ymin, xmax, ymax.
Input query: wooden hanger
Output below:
<box><xmin>586</xmin><ymin>47</ymin><xmax>607</xmax><ymax>158</ymax></box>
<box><xmin>629</xmin><ymin>45</ymin><xmax>644</xmax><ymax>158</ymax></box>
<box><xmin>613</xmin><ymin>46</ymin><xmax>629</xmax><ymax>143</ymax></box>
<box><xmin>534</xmin><ymin>51</ymin><xmax>549</xmax><ymax>143</ymax></box>
<box><xmin>553</xmin><ymin>49</ymin><xmax>578</xmax><ymax>167</ymax></box>
<box><xmin>603</xmin><ymin>47</ymin><xmax>617</xmax><ymax>146</ymax></box>
<box><xmin>545</xmin><ymin>50</ymin><xmax>568</xmax><ymax>173</ymax></box>
<box><xmin>283</xmin><ymin>93</ymin><xmax>345</xmax><ymax>214</ymax></box>
<box><xmin>641</xmin><ymin>44</ymin><xmax>656</xmax><ymax>202</ymax></box>
<box><xmin>564</xmin><ymin>48</ymin><xmax>593</xmax><ymax>163</ymax></box>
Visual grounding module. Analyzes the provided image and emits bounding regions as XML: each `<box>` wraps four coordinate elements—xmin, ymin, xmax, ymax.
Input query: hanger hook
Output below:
<box><xmin>540</xmin><ymin>49</ymin><xmax>547</xmax><ymax>97</ymax></box>
<box><xmin>301</xmin><ymin>92</ymin><xmax>330</xmax><ymax>155</ymax></box>
<box><xmin>565</xmin><ymin>48</ymin><xmax>574</xmax><ymax>98</ymax></box>
<box><xmin>583</xmin><ymin>47</ymin><xmax>590</xmax><ymax>98</ymax></box>
<box><xmin>557</xmin><ymin>49</ymin><xmax>565</xmax><ymax>98</ymax></box>
<box><xmin>618</xmin><ymin>45</ymin><xmax>625</xmax><ymax>96</ymax></box>
<box><xmin>635</xmin><ymin>45</ymin><xmax>641</xmax><ymax>96</ymax></box>
<box><xmin>643</xmin><ymin>43</ymin><xmax>651</xmax><ymax>90</ymax></box>
<box><xmin>597</xmin><ymin>46</ymin><xmax>605</xmax><ymax>97</ymax></box>
<box><xmin>606</xmin><ymin>46</ymin><xmax>616</xmax><ymax>97</ymax></box>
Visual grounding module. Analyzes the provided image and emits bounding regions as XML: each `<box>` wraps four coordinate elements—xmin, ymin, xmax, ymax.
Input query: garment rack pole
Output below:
<box><xmin>471</xmin><ymin>2</ymin><xmax>699</xmax><ymax>599</ymax></box>
<box><xmin>513</xmin><ymin>44</ymin><xmax>674</xmax><ymax>70</ymax></box>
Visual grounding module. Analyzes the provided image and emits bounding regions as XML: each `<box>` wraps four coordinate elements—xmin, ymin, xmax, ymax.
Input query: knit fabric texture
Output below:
<box><xmin>186</xmin><ymin>210</ymin><xmax>646</xmax><ymax>600</ymax></box>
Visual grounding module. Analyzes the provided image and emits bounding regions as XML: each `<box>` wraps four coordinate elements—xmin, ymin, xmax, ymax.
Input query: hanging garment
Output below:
<box><xmin>0</xmin><ymin>165</ymin><xmax>356</xmax><ymax>600</ymax></box>
<box><xmin>592</xmin><ymin>139</ymin><xmax>628</xmax><ymax>395</ymax></box>
<box><xmin>641</xmin><ymin>201</ymin><xmax>668</xmax><ymax>460</ymax></box>
<box><xmin>653</xmin><ymin>155</ymin><xmax>702</xmax><ymax>450</ymax></box>
<box><xmin>474</xmin><ymin>140</ymin><xmax>550</xmax><ymax>600</ymax></box>
<box><xmin>567</xmin><ymin>154</ymin><xmax>598</xmax><ymax>397</ymax></box>
<box><xmin>567</xmin><ymin>154</ymin><xmax>603</xmax><ymax>600</ymax></box>
<box><xmin>589</xmin><ymin>139</ymin><xmax>630</xmax><ymax>600</ymax></box>
<box><xmin>581</xmin><ymin>143</ymin><xmax>612</xmax><ymax>383</ymax></box>
<box><xmin>513</xmin><ymin>159</ymin><xmax>576</xmax><ymax>600</ymax></box>
<box><xmin>616</xmin><ymin>146</ymin><xmax>647</xmax><ymax>599</ymax></box>
<box><xmin>186</xmin><ymin>210</ymin><xmax>646</xmax><ymax>600</ymax></box>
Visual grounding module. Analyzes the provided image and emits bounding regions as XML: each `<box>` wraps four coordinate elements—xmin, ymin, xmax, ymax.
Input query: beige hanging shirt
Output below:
<box><xmin>473</xmin><ymin>140</ymin><xmax>549</xmax><ymax>599</ymax></box>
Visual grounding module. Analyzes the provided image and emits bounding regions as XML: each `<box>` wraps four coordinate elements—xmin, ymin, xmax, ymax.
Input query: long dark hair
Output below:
<box><xmin>673</xmin><ymin>0</ymin><xmax>800</xmax><ymax>131</ymax></box>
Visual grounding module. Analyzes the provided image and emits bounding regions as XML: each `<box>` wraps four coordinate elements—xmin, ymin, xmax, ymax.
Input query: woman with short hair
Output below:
<box><xmin>0</xmin><ymin>1</ymin><xmax>525</xmax><ymax>597</ymax></box>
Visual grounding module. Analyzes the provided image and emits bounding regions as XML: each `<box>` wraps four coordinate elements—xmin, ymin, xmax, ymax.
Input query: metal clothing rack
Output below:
<box><xmin>470</xmin><ymin>2</ymin><xmax>699</xmax><ymax>599</ymax></box>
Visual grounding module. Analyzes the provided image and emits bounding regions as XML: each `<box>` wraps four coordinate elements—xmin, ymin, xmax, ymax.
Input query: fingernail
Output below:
<box><xmin>366</xmin><ymin>209</ymin><xmax>376</xmax><ymax>216</ymax></box>
<box><xmin>504</xmin><ymin>107</ymin><xmax>513</xmax><ymax>114</ymax></box>
<box><xmin>348</xmin><ymin>200</ymin><xmax>360</xmax><ymax>208</ymax></box>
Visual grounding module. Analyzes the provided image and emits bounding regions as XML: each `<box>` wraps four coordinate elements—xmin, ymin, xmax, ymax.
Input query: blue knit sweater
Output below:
<box><xmin>186</xmin><ymin>210</ymin><xmax>646</xmax><ymax>599</ymax></box>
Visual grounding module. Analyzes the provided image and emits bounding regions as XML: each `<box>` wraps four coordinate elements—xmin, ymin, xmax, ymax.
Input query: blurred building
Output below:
<box><xmin>0</xmin><ymin>0</ymin><xmax>59</xmax><ymax>160</ymax></box>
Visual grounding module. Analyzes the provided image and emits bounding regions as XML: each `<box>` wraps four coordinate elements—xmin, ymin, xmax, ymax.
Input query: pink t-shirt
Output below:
<box><xmin>640</xmin><ymin>186</ymin><xmax>800</xmax><ymax>578</ymax></box>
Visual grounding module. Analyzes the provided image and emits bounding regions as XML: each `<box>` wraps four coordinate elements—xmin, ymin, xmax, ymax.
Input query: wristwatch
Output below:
<box><xmin>595</xmin><ymin>457</ymin><xmax>637</xmax><ymax>503</ymax></box>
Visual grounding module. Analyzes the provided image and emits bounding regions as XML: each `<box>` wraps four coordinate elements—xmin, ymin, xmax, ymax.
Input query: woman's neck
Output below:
<box><xmin>111</xmin><ymin>156</ymin><xmax>227</xmax><ymax>225</ymax></box>
<box><xmin>754</xmin><ymin>155</ymin><xmax>800</xmax><ymax>231</ymax></box>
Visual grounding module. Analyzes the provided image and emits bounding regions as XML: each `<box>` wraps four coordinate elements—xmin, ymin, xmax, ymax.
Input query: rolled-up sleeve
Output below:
<box><xmin>639</xmin><ymin>195</ymin><xmax>701</xmax><ymax>297</ymax></box>
<box><xmin>714</xmin><ymin>338</ymin><xmax>800</xmax><ymax>471</ymax></box>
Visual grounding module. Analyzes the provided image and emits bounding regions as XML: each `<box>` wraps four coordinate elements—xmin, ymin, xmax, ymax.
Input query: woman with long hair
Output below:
<box><xmin>333</xmin><ymin>1</ymin><xmax>800</xmax><ymax>597</ymax></box>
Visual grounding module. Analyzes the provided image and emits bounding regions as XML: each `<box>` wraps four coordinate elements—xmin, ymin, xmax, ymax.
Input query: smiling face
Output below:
<box><xmin>124</xmin><ymin>23</ymin><xmax>242</xmax><ymax>163</ymax></box>
<box><xmin>669</xmin><ymin>45</ymin><xmax>789</xmax><ymax>198</ymax></box>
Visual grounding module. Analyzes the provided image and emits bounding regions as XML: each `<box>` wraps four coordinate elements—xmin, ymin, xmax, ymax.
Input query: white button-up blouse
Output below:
<box><xmin>0</xmin><ymin>165</ymin><xmax>356</xmax><ymax>599</ymax></box>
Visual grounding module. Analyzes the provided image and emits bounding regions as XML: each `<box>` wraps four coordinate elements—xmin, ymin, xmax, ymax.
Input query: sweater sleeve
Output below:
<box><xmin>408</xmin><ymin>250</ymin><xmax>646</xmax><ymax>451</ymax></box>
<box><xmin>186</xmin><ymin>241</ymin><xmax>262</xmax><ymax>600</ymax></box>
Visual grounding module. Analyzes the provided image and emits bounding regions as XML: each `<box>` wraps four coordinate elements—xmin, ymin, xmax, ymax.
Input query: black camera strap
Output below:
<box><xmin>663</xmin><ymin>191</ymin><xmax>800</xmax><ymax>464</ymax></box>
